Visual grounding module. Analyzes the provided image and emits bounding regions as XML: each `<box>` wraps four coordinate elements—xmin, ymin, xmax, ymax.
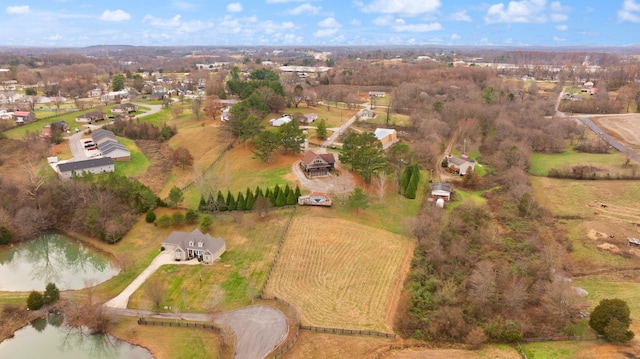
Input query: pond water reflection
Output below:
<box><xmin>0</xmin><ymin>232</ymin><xmax>119</xmax><ymax>291</ymax></box>
<box><xmin>0</xmin><ymin>314</ymin><xmax>153</xmax><ymax>359</ymax></box>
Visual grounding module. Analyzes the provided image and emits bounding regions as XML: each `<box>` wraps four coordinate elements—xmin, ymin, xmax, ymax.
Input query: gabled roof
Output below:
<box><xmin>92</xmin><ymin>129</ymin><xmax>117</xmax><ymax>143</ymax></box>
<box><xmin>57</xmin><ymin>157</ymin><xmax>113</xmax><ymax>172</ymax></box>
<box><xmin>301</xmin><ymin>150</ymin><xmax>335</xmax><ymax>165</ymax></box>
<box><xmin>99</xmin><ymin>141</ymin><xmax>129</xmax><ymax>155</ymax></box>
<box><xmin>431</xmin><ymin>182</ymin><xmax>451</xmax><ymax>193</ymax></box>
<box><xmin>162</xmin><ymin>228</ymin><xmax>226</xmax><ymax>254</ymax></box>
<box><xmin>13</xmin><ymin>111</ymin><xmax>32</xmax><ymax>116</ymax></box>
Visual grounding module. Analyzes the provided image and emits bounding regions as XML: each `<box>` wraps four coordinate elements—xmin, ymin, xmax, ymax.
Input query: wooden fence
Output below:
<box><xmin>260</xmin><ymin>206</ymin><xmax>297</xmax><ymax>295</ymax></box>
<box><xmin>300</xmin><ymin>325</ymin><xmax>396</xmax><ymax>338</ymax></box>
<box><xmin>137</xmin><ymin>318</ymin><xmax>226</xmax><ymax>358</ymax></box>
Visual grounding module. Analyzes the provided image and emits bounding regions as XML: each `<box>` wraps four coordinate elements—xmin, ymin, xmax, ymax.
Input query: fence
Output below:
<box><xmin>137</xmin><ymin>318</ymin><xmax>225</xmax><ymax>358</ymax></box>
<box><xmin>260</xmin><ymin>206</ymin><xmax>297</xmax><ymax>295</ymax></box>
<box><xmin>300</xmin><ymin>325</ymin><xmax>396</xmax><ymax>338</ymax></box>
<box><xmin>266</xmin><ymin>296</ymin><xmax>301</xmax><ymax>359</ymax></box>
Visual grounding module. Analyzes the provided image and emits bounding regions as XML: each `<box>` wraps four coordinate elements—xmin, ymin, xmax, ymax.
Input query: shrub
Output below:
<box><xmin>589</xmin><ymin>298</ymin><xmax>634</xmax><ymax>343</ymax></box>
<box><xmin>171</xmin><ymin>211</ymin><xmax>185</xmax><ymax>226</ymax></box>
<box><xmin>145</xmin><ymin>209</ymin><xmax>156</xmax><ymax>223</ymax></box>
<box><xmin>185</xmin><ymin>209</ymin><xmax>199</xmax><ymax>224</ymax></box>
<box><xmin>43</xmin><ymin>283</ymin><xmax>60</xmax><ymax>305</ymax></box>
<box><xmin>0</xmin><ymin>226</ymin><xmax>13</xmax><ymax>245</ymax></box>
<box><xmin>465</xmin><ymin>327</ymin><xmax>488</xmax><ymax>350</ymax></box>
<box><xmin>200</xmin><ymin>215</ymin><xmax>214</xmax><ymax>231</ymax></box>
<box><xmin>27</xmin><ymin>291</ymin><xmax>44</xmax><ymax>310</ymax></box>
<box><xmin>156</xmin><ymin>214</ymin><xmax>172</xmax><ymax>227</ymax></box>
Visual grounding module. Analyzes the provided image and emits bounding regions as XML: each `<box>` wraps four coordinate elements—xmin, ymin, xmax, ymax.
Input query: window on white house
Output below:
<box><xmin>198</xmin><ymin>242</ymin><xmax>203</xmax><ymax>247</ymax></box>
<box><xmin>176</xmin><ymin>252</ymin><xmax>181</xmax><ymax>258</ymax></box>
<box><xmin>189</xmin><ymin>241</ymin><xmax>194</xmax><ymax>246</ymax></box>
<box><xmin>205</xmin><ymin>255</ymin><xmax>210</xmax><ymax>261</ymax></box>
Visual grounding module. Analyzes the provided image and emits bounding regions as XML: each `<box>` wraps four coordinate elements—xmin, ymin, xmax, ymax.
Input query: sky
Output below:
<box><xmin>2</xmin><ymin>0</ymin><xmax>640</xmax><ymax>48</ymax></box>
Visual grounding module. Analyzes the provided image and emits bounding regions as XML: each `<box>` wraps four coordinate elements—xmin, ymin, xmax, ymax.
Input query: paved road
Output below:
<box><xmin>576</xmin><ymin>116</ymin><xmax>640</xmax><ymax>163</ymax></box>
<box><xmin>68</xmin><ymin>131</ymin><xmax>89</xmax><ymax>160</ymax></box>
<box><xmin>132</xmin><ymin>103</ymin><xmax>162</xmax><ymax>119</ymax></box>
<box><xmin>320</xmin><ymin>109</ymin><xmax>359</xmax><ymax>151</ymax></box>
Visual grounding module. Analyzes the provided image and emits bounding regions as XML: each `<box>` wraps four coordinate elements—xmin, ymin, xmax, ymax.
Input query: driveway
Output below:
<box><xmin>292</xmin><ymin>160</ymin><xmax>356</xmax><ymax>195</ymax></box>
<box><xmin>132</xmin><ymin>103</ymin><xmax>162</xmax><ymax>119</ymax></box>
<box><xmin>68</xmin><ymin>131</ymin><xmax>89</xmax><ymax>161</ymax></box>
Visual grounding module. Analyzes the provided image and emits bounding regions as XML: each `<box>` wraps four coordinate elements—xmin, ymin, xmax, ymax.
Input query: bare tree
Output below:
<box><xmin>374</xmin><ymin>172</ymin><xmax>388</xmax><ymax>202</ymax></box>
<box><xmin>146</xmin><ymin>278</ymin><xmax>167</xmax><ymax>312</ymax></box>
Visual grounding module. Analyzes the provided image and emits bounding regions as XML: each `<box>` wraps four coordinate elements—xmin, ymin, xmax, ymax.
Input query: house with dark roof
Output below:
<box><xmin>161</xmin><ymin>228</ymin><xmax>226</xmax><ymax>264</ymax></box>
<box><xmin>300</xmin><ymin>150</ymin><xmax>335</xmax><ymax>178</ymax></box>
<box><xmin>42</xmin><ymin>121</ymin><xmax>69</xmax><ymax>137</ymax></box>
<box><xmin>57</xmin><ymin>157</ymin><xmax>114</xmax><ymax>180</ymax></box>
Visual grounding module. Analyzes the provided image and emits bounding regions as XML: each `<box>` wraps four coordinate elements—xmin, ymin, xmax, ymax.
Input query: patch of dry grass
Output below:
<box><xmin>264</xmin><ymin>214</ymin><xmax>413</xmax><ymax>332</ymax></box>
<box><xmin>108</xmin><ymin>316</ymin><xmax>221</xmax><ymax>359</ymax></box>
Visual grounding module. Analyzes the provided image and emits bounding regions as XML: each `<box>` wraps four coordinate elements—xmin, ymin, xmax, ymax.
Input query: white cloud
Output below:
<box><xmin>227</xmin><ymin>3</ymin><xmax>243</xmax><ymax>12</ymax></box>
<box><xmin>99</xmin><ymin>9</ymin><xmax>131</xmax><ymax>22</ymax></box>
<box><xmin>451</xmin><ymin>34</ymin><xmax>460</xmax><ymax>40</ymax></box>
<box><xmin>172</xmin><ymin>1</ymin><xmax>197</xmax><ymax>11</ymax></box>
<box><xmin>44</xmin><ymin>34</ymin><xmax>63</xmax><ymax>41</ymax></box>
<box><xmin>449</xmin><ymin>10</ymin><xmax>472</xmax><ymax>22</ymax></box>
<box><xmin>556</xmin><ymin>24</ymin><xmax>567</xmax><ymax>31</ymax></box>
<box><xmin>350</xmin><ymin>19</ymin><xmax>361</xmax><ymax>25</ymax></box>
<box><xmin>315</xmin><ymin>17</ymin><xmax>341</xmax><ymax>37</ymax></box>
<box><xmin>393</xmin><ymin>22</ymin><xmax>441</xmax><ymax>32</ymax></box>
<box><xmin>372</xmin><ymin>16</ymin><xmax>393</xmax><ymax>26</ymax></box>
<box><xmin>550</xmin><ymin>13</ymin><xmax>567</xmax><ymax>21</ymax></box>
<box><xmin>553</xmin><ymin>36</ymin><xmax>565</xmax><ymax>41</ymax></box>
<box><xmin>618</xmin><ymin>0</ymin><xmax>640</xmax><ymax>23</ymax></box>
<box><xmin>143</xmin><ymin>14</ymin><xmax>182</xmax><ymax>27</ymax></box>
<box><xmin>485</xmin><ymin>0</ymin><xmax>548</xmax><ymax>24</ymax></box>
<box><xmin>361</xmin><ymin>0</ymin><xmax>441</xmax><ymax>16</ymax></box>
<box><xmin>288</xmin><ymin>4</ymin><xmax>321</xmax><ymax>15</ymax></box>
<box><xmin>6</xmin><ymin>5</ymin><xmax>30</xmax><ymax>14</ymax></box>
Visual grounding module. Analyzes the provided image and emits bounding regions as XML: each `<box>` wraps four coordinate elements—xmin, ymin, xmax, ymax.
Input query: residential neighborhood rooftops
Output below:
<box><xmin>162</xmin><ymin>229</ymin><xmax>226</xmax><ymax>258</ymax></box>
<box><xmin>57</xmin><ymin>157</ymin><xmax>114</xmax><ymax>172</ymax></box>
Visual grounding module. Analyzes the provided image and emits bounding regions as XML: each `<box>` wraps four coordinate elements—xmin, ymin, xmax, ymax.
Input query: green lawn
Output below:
<box><xmin>113</xmin><ymin>137</ymin><xmax>150</xmax><ymax>177</ymax></box>
<box><xmin>128</xmin><ymin>209</ymin><xmax>292</xmax><ymax>312</ymax></box>
<box><xmin>529</xmin><ymin>149</ymin><xmax>628</xmax><ymax>177</ymax></box>
<box><xmin>520</xmin><ymin>341</ymin><xmax>584</xmax><ymax>359</ymax></box>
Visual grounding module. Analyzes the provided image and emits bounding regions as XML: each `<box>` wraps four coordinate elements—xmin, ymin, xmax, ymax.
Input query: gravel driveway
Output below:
<box><xmin>292</xmin><ymin>160</ymin><xmax>356</xmax><ymax>195</ymax></box>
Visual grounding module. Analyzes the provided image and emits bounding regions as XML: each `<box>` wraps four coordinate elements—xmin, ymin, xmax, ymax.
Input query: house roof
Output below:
<box><xmin>447</xmin><ymin>155</ymin><xmax>472</xmax><ymax>166</ymax></box>
<box><xmin>374</xmin><ymin>128</ymin><xmax>396</xmax><ymax>140</ymax></box>
<box><xmin>431</xmin><ymin>182</ymin><xmax>451</xmax><ymax>193</ymax></box>
<box><xmin>162</xmin><ymin>229</ymin><xmax>226</xmax><ymax>254</ymax></box>
<box><xmin>57</xmin><ymin>157</ymin><xmax>113</xmax><ymax>172</ymax></box>
<box><xmin>99</xmin><ymin>141</ymin><xmax>129</xmax><ymax>156</ymax></box>
<box><xmin>301</xmin><ymin>150</ymin><xmax>335</xmax><ymax>165</ymax></box>
<box><xmin>92</xmin><ymin>129</ymin><xmax>117</xmax><ymax>143</ymax></box>
<box><xmin>13</xmin><ymin>111</ymin><xmax>32</xmax><ymax>116</ymax></box>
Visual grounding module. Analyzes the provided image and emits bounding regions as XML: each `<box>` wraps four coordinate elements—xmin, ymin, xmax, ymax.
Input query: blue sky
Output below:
<box><xmin>3</xmin><ymin>0</ymin><xmax>640</xmax><ymax>47</ymax></box>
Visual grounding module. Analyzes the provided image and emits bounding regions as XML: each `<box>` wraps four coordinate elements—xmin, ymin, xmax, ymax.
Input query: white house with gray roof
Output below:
<box><xmin>56</xmin><ymin>157</ymin><xmax>114</xmax><ymax>180</ymax></box>
<box><xmin>161</xmin><ymin>228</ymin><xmax>226</xmax><ymax>264</ymax></box>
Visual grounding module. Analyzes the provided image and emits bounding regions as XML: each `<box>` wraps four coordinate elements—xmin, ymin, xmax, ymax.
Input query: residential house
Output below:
<box><xmin>161</xmin><ymin>228</ymin><xmax>226</xmax><ymax>264</ymax></box>
<box><xmin>110</xmin><ymin>103</ymin><xmax>138</xmax><ymax>115</ymax></box>
<box><xmin>358</xmin><ymin>108</ymin><xmax>375</xmax><ymax>120</ymax></box>
<box><xmin>431</xmin><ymin>182</ymin><xmax>451</xmax><ymax>201</ymax></box>
<box><xmin>42</xmin><ymin>121</ymin><xmax>69</xmax><ymax>137</ymax></box>
<box><xmin>368</xmin><ymin>91</ymin><xmax>386</xmax><ymax>98</ymax></box>
<box><xmin>12</xmin><ymin>111</ymin><xmax>36</xmax><ymax>125</ymax></box>
<box><xmin>302</xmin><ymin>113</ymin><xmax>318</xmax><ymax>124</ymax></box>
<box><xmin>57</xmin><ymin>157</ymin><xmax>114</xmax><ymax>180</ymax></box>
<box><xmin>374</xmin><ymin>128</ymin><xmax>398</xmax><ymax>149</ymax></box>
<box><xmin>149</xmin><ymin>92</ymin><xmax>168</xmax><ymax>101</ymax></box>
<box><xmin>270</xmin><ymin>115</ymin><xmax>292</xmax><ymax>127</ymax></box>
<box><xmin>75</xmin><ymin>111</ymin><xmax>107</xmax><ymax>124</ymax></box>
<box><xmin>300</xmin><ymin>150</ymin><xmax>335</xmax><ymax>177</ymax></box>
<box><xmin>298</xmin><ymin>192</ymin><xmax>333</xmax><ymax>206</ymax></box>
<box><xmin>446</xmin><ymin>155</ymin><xmax>475</xmax><ymax>176</ymax></box>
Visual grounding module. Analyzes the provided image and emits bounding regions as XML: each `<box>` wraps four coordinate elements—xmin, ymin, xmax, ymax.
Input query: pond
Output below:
<box><xmin>0</xmin><ymin>232</ymin><xmax>119</xmax><ymax>291</ymax></box>
<box><xmin>0</xmin><ymin>314</ymin><xmax>153</xmax><ymax>358</ymax></box>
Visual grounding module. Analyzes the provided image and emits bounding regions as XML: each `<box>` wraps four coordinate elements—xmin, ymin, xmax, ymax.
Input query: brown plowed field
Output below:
<box><xmin>593</xmin><ymin>115</ymin><xmax>640</xmax><ymax>149</ymax></box>
<box><xmin>265</xmin><ymin>215</ymin><xmax>413</xmax><ymax>332</ymax></box>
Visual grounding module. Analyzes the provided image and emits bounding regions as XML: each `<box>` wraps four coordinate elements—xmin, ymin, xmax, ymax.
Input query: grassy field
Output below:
<box><xmin>108</xmin><ymin>316</ymin><xmax>221</xmax><ymax>359</ymax></box>
<box><xmin>264</xmin><ymin>212</ymin><xmax>413</xmax><ymax>332</ymax></box>
<box><xmin>113</xmin><ymin>137</ymin><xmax>150</xmax><ymax>177</ymax></box>
<box><xmin>128</xmin><ymin>209</ymin><xmax>291</xmax><ymax>312</ymax></box>
<box><xmin>529</xmin><ymin>149</ymin><xmax>630</xmax><ymax>177</ymax></box>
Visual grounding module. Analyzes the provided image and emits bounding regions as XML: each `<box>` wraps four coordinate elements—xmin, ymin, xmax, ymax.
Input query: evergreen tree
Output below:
<box><xmin>145</xmin><ymin>209</ymin><xmax>156</xmax><ymax>223</ymax></box>
<box><xmin>286</xmin><ymin>188</ymin><xmax>297</xmax><ymax>205</ymax></box>
<box><xmin>226</xmin><ymin>190</ymin><xmax>236</xmax><ymax>211</ymax></box>
<box><xmin>207</xmin><ymin>193</ymin><xmax>215</xmax><ymax>211</ymax></box>
<box><xmin>43</xmin><ymin>283</ymin><xmax>60</xmax><ymax>305</ymax></box>
<box><xmin>283</xmin><ymin>184</ymin><xmax>291</xmax><ymax>199</ymax></box>
<box><xmin>400</xmin><ymin>165</ymin><xmax>413</xmax><ymax>195</ymax></box>
<box><xmin>268</xmin><ymin>188</ymin><xmax>276</xmax><ymax>206</ymax></box>
<box><xmin>236</xmin><ymin>192</ymin><xmax>246</xmax><ymax>211</ymax></box>
<box><xmin>347</xmin><ymin>187</ymin><xmax>370</xmax><ymax>212</ymax></box>
<box><xmin>274</xmin><ymin>184</ymin><xmax>281</xmax><ymax>199</ymax></box>
<box><xmin>27</xmin><ymin>291</ymin><xmax>44</xmax><ymax>310</ymax></box>
<box><xmin>198</xmin><ymin>195</ymin><xmax>207</xmax><ymax>211</ymax></box>
<box><xmin>275</xmin><ymin>190</ymin><xmax>286</xmax><ymax>207</ymax></box>
<box><xmin>200</xmin><ymin>215</ymin><xmax>214</xmax><ymax>231</ymax></box>
<box><xmin>294</xmin><ymin>185</ymin><xmax>302</xmax><ymax>198</ymax></box>
<box><xmin>245</xmin><ymin>187</ymin><xmax>255</xmax><ymax>210</ymax></box>
<box><xmin>405</xmin><ymin>165</ymin><xmax>420</xmax><ymax>199</ymax></box>
<box><xmin>216</xmin><ymin>190</ymin><xmax>228</xmax><ymax>211</ymax></box>
<box><xmin>255</xmin><ymin>186</ymin><xmax>263</xmax><ymax>198</ymax></box>
<box><xmin>185</xmin><ymin>209</ymin><xmax>199</xmax><ymax>223</ymax></box>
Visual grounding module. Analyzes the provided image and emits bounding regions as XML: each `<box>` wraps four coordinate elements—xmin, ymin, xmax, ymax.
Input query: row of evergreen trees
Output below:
<box><xmin>400</xmin><ymin>164</ymin><xmax>420</xmax><ymax>199</ymax></box>
<box><xmin>198</xmin><ymin>184</ymin><xmax>302</xmax><ymax>212</ymax></box>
